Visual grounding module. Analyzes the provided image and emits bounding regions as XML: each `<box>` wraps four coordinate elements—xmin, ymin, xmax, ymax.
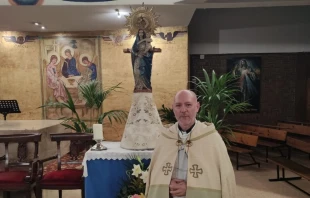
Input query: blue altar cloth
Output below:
<box><xmin>82</xmin><ymin>142</ymin><xmax>152</xmax><ymax>198</ymax></box>
<box><xmin>85</xmin><ymin>159</ymin><xmax>151</xmax><ymax>198</ymax></box>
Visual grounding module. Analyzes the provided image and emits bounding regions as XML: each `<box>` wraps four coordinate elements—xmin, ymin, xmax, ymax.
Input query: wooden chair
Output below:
<box><xmin>268</xmin><ymin>136</ymin><xmax>310</xmax><ymax>196</ymax></box>
<box><xmin>0</xmin><ymin>133</ymin><xmax>41</xmax><ymax>198</ymax></box>
<box><xmin>36</xmin><ymin>133</ymin><xmax>93</xmax><ymax>198</ymax></box>
<box><xmin>225</xmin><ymin>131</ymin><xmax>260</xmax><ymax>170</ymax></box>
<box><xmin>234</xmin><ymin>125</ymin><xmax>287</xmax><ymax>162</ymax></box>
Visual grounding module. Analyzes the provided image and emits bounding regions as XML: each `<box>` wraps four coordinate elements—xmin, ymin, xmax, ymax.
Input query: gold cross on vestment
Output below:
<box><xmin>189</xmin><ymin>164</ymin><xmax>203</xmax><ymax>178</ymax></box>
<box><xmin>162</xmin><ymin>162</ymin><xmax>173</xmax><ymax>175</ymax></box>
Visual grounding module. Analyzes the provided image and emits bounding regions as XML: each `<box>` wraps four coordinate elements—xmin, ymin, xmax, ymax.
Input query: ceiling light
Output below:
<box><xmin>34</xmin><ymin>22</ymin><xmax>39</xmax><ymax>26</ymax></box>
<box><xmin>41</xmin><ymin>26</ymin><xmax>45</xmax><ymax>30</ymax></box>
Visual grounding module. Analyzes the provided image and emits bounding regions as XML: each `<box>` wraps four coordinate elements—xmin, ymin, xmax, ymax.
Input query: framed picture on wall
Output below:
<box><xmin>40</xmin><ymin>36</ymin><xmax>101</xmax><ymax>119</ymax></box>
<box><xmin>227</xmin><ymin>57</ymin><xmax>261</xmax><ymax>113</ymax></box>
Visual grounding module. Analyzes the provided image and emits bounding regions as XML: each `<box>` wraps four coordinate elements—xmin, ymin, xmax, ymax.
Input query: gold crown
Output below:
<box><xmin>125</xmin><ymin>3</ymin><xmax>160</xmax><ymax>36</ymax></box>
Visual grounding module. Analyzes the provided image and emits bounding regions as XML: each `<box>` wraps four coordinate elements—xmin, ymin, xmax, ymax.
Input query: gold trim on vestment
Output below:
<box><xmin>162</xmin><ymin>129</ymin><xmax>216</xmax><ymax>142</ymax></box>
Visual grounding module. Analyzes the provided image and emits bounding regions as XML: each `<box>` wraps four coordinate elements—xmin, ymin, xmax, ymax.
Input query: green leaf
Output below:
<box><xmin>39</xmin><ymin>81</ymin><xmax>130</xmax><ymax>134</ymax></box>
<box><xmin>158</xmin><ymin>104</ymin><xmax>177</xmax><ymax>123</ymax></box>
<box><xmin>74</xmin><ymin>122</ymin><xmax>82</xmax><ymax>133</ymax></box>
<box><xmin>61</xmin><ymin>123</ymin><xmax>76</xmax><ymax>131</ymax></box>
<box><xmin>211</xmin><ymin>70</ymin><xmax>216</xmax><ymax>87</ymax></box>
<box><xmin>194</xmin><ymin>69</ymin><xmax>250</xmax><ymax>145</ymax></box>
<box><xmin>98</xmin><ymin>110</ymin><xmax>128</xmax><ymax>124</ymax></box>
<box><xmin>81</xmin><ymin>122</ymin><xmax>88</xmax><ymax>131</ymax></box>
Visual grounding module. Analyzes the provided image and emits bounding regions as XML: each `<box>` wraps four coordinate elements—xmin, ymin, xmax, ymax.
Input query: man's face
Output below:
<box><xmin>65</xmin><ymin>52</ymin><xmax>71</xmax><ymax>57</ymax></box>
<box><xmin>173</xmin><ymin>91</ymin><xmax>200</xmax><ymax>129</ymax></box>
<box><xmin>83</xmin><ymin>60</ymin><xmax>88</xmax><ymax>65</ymax></box>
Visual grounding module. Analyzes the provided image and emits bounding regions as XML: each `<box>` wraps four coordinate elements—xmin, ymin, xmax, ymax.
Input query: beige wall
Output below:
<box><xmin>0</xmin><ymin>27</ymin><xmax>188</xmax><ymax>138</ymax></box>
<box><xmin>0</xmin><ymin>31</ymin><xmax>42</xmax><ymax>120</ymax></box>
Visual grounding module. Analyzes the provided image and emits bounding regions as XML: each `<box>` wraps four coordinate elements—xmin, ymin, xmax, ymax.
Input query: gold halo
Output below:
<box><xmin>46</xmin><ymin>51</ymin><xmax>60</xmax><ymax>65</ymax></box>
<box><xmin>125</xmin><ymin>4</ymin><xmax>160</xmax><ymax>36</ymax></box>
<box><xmin>79</xmin><ymin>53</ymin><xmax>92</xmax><ymax>67</ymax></box>
<box><xmin>61</xmin><ymin>46</ymin><xmax>75</xmax><ymax>59</ymax></box>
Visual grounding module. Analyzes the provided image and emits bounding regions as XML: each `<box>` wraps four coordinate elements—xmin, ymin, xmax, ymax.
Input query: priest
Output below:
<box><xmin>145</xmin><ymin>90</ymin><xmax>236</xmax><ymax>198</ymax></box>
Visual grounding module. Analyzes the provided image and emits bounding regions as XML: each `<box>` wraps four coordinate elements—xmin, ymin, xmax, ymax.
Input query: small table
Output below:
<box><xmin>82</xmin><ymin>141</ymin><xmax>153</xmax><ymax>198</ymax></box>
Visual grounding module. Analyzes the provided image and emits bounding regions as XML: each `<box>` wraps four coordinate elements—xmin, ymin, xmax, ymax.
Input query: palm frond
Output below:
<box><xmin>98</xmin><ymin>110</ymin><xmax>128</xmax><ymax>124</ymax></box>
<box><xmin>193</xmin><ymin>69</ymin><xmax>250</xmax><ymax>144</ymax></box>
<box><xmin>79</xmin><ymin>81</ymin><xmax>123</xmax><ymax>109</ymax></box>
<box><xmin>158</xmin><ymin>104</ymin><xmax>177</xmax><ymax>123</ymax></box>
<box><xmin>39</xmin><ymin>81</ymin><xmax>127</xmax><ymax>133</ymax></box>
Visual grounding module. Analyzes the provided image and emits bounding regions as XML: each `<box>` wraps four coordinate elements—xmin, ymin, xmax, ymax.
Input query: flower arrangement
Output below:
<box><xmin>118</xmin><ymin>157</ymin><xmax>149</xmax><ymax>198</ymax></box>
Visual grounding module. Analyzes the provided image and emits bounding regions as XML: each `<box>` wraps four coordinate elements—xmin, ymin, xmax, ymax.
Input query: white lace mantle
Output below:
<box><xmin>120</xmin><ymin>92</ymin><xmax>163</xmax><ymax>150</ymax></box>
<box><xmin>82</xmin><ymin>141</ymin><xmax>153</xmax><ymax>177</ymax></box>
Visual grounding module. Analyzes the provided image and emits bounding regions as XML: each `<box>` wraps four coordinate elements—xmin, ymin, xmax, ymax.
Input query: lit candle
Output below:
<box><xmin>93</xmin><ymin>124</ymin><xmax>103</xmax><ymax>140</ymax></box>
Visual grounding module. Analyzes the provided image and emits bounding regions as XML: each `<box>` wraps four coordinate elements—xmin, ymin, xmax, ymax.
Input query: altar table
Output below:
<box><xmin>82</xmin><ymin>141</ymin><xmax>153</xmax><ymax>198</ymax></box>
<box><xmin>0</xmin><ymin>120</ymin><xmax>71</xmax><ymax>161</ymax></box>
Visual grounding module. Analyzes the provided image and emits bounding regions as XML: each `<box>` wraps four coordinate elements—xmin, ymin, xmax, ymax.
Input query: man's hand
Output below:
<box><xmin>169</xmin><ymin>179</ymin><xmax>187</xmax><ymax>197</ymax></box>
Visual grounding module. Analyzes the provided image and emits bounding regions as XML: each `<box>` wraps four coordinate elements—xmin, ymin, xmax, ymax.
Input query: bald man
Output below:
<box><xmin>145</xmin><ymin>90</ymin><xmax>236</xmax><ymax>198</ymax></box>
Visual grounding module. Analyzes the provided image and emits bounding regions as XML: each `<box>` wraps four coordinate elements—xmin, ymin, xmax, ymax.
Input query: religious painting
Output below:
<box><xmin>40</xmin><ymin>37</ymin><xmax>101</xmax><ymax>119</ymax></box>
<box><xmin>227</xmin><ymin>57</ymin><xmax>261</xmax><ymax>112</ymax></box>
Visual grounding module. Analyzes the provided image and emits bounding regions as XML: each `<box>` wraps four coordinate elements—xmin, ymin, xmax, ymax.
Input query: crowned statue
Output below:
<box><xmin>120</xmin><ymin>4</ymin><xmax>164</xmax><ymax>150</ymax></box>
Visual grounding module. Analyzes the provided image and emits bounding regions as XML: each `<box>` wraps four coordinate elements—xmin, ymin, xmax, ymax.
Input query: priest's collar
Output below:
<box><xmin>178</xmin><ymin>121</ymin><xmax>196</xmax><ymax>134</ymax></box>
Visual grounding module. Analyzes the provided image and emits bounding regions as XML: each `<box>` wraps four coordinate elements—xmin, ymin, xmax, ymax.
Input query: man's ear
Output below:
<box><xmin>196</xmin><ymin>102</ymin><xmax>200</xmax><ymax>112</ymax></box>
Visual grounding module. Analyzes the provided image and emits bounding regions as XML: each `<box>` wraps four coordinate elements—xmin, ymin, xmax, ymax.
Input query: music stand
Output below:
<box><xmin>0</xmin><ymin>100</ymin><xmax>21</xmax><ymax>120</ymax></box>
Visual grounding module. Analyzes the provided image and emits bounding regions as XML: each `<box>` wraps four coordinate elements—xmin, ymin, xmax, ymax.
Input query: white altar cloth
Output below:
<box><xmin>82</xmin><ymin>141</ymin><xmax>153</xmax><ymax>177</ymax></box>
<box><xmin>0</xmin><ymin>120</ymin><xmax>63</xmax><ymax>131</ymax></box>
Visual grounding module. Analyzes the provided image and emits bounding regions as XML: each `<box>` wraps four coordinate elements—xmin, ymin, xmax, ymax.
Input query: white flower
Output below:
<box><xmin>132</xmin><ymin>164</ymin><xmax>142</xmax><ymax>177</ymax></box>
<box><xmin>140</xmin><ymin>170</ymin><xmax>149</xmax><ymax>183</ymax></box>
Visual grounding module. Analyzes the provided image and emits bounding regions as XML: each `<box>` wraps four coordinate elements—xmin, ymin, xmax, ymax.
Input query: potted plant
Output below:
<box><xmin>40</xmin><ymin>80</ymin><xmax>127</xmax><ymax>152</ymax></box>
<box><xmin>75</xmin><ymin>80</ymin><xmax>127</xmax><ymax>129</ymax></box>
<box><xmin>41</xmin><ymin>81</ymin><xmax>127</xmax><ymax>132</ymax></box>
<box><xmin>192</xmin><ymin>69</ymin><xmax>250</xmax><ymax>144</ymax></box>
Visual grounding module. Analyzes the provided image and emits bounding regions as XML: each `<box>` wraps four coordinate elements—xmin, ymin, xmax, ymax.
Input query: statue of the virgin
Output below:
<box><xmin>120</xmin><ymin>5</ymin><xmax>163</xmax><ymax>150</ymax></box>
<box><xmin>131</xmin><ymin>29</ymin><xmax>154</xmax><ymax>92</ymax></box>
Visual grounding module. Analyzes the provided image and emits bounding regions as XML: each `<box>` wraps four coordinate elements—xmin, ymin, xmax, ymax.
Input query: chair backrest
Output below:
<box><xmin>0</xmin><ymin>133</ymin><xmax>41</xmax><ymax>171</ymax></box>
<box><xmin>286</xmin><ymin>136</ymin><xmax>310</xmax><ymax>154</ymax></box>
<box><xmin>278</xmin><ymin>120</ymin><xmax>310</xmax><ymax>126</ymax></box>
<box><xmin>235</xmin><ymin>121</ymin><xmax>287</xmax><ymax>129</ymax></box>
<box><xmin>49</xmin><ymin>133</ymin><xmax>93</xmax><ymax>170</ymax></box>
<box><xmin>278</xmin><ymin>121</ymin><xmax>310</xmax><ymax>136</ymax></box>
<box><xmin>226</xmin><ymin>131</ymin><xmax>258</xmax><ymax>147</ymax></box>
<box><xmin>237</xmin><ymin>124</ymin><xmax>287</xmax><ymax>141</ymax></box>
